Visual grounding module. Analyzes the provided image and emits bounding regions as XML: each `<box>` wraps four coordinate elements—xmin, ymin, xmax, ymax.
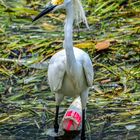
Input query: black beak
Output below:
<box><xmin>32</xmin><ymin>4</ymin><xmax>57</xmax><ymax>22</ymax></box>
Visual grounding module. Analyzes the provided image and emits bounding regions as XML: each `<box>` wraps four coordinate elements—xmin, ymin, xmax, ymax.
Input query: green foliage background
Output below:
<box><xmin>0</xmin><ymin>0</ymin><xmax>140</xmax><ymax>139</ymax></box>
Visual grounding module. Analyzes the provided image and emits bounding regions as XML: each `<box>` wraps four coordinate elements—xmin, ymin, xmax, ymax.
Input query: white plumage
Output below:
<box><xmin>48</xmin><ymin>47</ymin><xmax>93</xmax><ymax>98</ymax></box>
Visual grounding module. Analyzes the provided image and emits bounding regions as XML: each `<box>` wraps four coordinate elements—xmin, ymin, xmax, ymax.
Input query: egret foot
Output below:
<box><xmin>46</xmin><ymin>128</ymin><xmax>64</xmax><ymax>137</ymax></box>
<box><xmin>54</xmin><ymin>123</ymin><xmax>59</xmax><ymax>133</ymax></box>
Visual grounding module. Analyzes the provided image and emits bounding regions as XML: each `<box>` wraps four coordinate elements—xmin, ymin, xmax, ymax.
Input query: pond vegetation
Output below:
<box><xmin>0</xmin><ymin>0</ymin><xmax>140</xmax><ymax>139</ymax></box>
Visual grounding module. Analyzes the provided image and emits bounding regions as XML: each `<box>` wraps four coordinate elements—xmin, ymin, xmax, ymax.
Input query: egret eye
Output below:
<box><xmin>51</xmin><ymin>0</ymin><xmax>64</xmax><ymax>5</ymax></box>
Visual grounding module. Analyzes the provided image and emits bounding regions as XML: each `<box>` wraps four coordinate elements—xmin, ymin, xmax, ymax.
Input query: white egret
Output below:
<box><xmin>33</xmin><ymin>0</ymin><xmax>93</xmax><ymax>139</ymax></box>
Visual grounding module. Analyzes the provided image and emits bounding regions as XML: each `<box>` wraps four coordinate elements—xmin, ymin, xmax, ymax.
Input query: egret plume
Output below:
<box><xmin>73</xmin><ymin>0</ymin><xmax>89</xmax><ymax>28</ymax></box>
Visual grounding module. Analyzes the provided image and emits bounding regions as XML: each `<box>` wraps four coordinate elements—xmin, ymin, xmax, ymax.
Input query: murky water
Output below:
<box><xmin>0</xmin><ymin>0</ymin><xmax>140</xmax><ymax>140</ymax></box>
<box><xmin>0</xmin><ymin>114</ymin><xmax>140</xmax><ymax>140</ymax></box>
<box><xmin>1</xmin><ymin>128</ymin><xmax>140</xmax><ymax>140</ymax></box>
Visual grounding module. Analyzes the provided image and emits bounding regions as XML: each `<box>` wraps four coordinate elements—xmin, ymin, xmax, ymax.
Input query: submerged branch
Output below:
<box><xmin>0</xmin><ymin>58</ymin><xmax>49</xmax><ymax>69</ymax></box>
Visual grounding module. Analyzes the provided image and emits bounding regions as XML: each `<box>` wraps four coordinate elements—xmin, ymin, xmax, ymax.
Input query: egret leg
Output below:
<box><xmin>81</xmin><ymin>109</ymin><xmax>86</xmax><ymax>140</ymax></box>
<box><xmin>54</xmin><ymin>93</ymin><xmax>64</xmax><ymax>133</ymax></box>
<box><xmin>80</xmin><ymin>89</ymin><xmax>89</xmax><ymax>140</ymax></box>
<box><xmin>54</xmin><ymin>105</ymin><xmax>59</xmax><ymax>133</ymax></box>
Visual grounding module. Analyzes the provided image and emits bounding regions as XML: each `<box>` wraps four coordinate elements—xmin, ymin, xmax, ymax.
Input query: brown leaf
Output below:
<box><xmin>100</xmin><ymin>79</ymin><xmax>111</xmax><ymax>84</ymax></box>
<box><xmin>95</xmin><ymin>40</ymin><xmax>110</xmax><ymax>51</ymax></box>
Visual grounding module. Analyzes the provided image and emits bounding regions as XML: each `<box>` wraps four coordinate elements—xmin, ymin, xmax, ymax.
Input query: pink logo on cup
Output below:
<box><xmin>63</xmin><ymin>110</ymin><xmax>82</xmax><ymax>131</ymax></box>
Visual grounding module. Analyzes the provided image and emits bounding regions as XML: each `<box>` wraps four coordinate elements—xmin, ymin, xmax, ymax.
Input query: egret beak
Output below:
<box><xmin>32</xmin><ymin>3</ymin><xmax>57</xmax><ymax>22</ymax></box>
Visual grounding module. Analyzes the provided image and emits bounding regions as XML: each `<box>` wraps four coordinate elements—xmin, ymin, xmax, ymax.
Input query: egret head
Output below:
<box><xmin>32</xmin><ymin>0</ymin><xmax>70</xmax><ymax>22</ymax></box>
<box><xmin>32</xmin><ymin>0</ymin><xmax>89</xmax><ymax>28</ymax></box>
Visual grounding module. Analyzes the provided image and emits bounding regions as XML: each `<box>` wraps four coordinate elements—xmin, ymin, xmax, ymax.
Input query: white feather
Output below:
<box><xmin>73</xmin><ymin>0</ymin><xmax>89</xmax><ymax>28</ymax></box>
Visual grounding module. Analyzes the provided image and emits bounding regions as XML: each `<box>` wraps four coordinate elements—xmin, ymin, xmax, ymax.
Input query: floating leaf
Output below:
<box><xmin>41</xmin><ymin>23</ymin><xmax>57</xmax><ymax>31</ymax></box>
<box><xmin>95</xmin><ymin>40</ymin><xmax>110</xmax><ymax>51</ymax></box>
<box><xmin>75</xmin><ymin>41</ymin><xmax>95</xmax><ymax>49</ymax></box>
<box><xmin>0</xmin><ymin>28</ymin><xmax>4</xmax><ymax>33</ymax></box>
<box><xmin>100</xmin><ymin>79</ymin><xmax>111</xmax><ymax>84</ymax></box>
<box><xmin>125</xmin><ymin>125</ymin><xmax>136</xmax><ymax>130</ymax></box>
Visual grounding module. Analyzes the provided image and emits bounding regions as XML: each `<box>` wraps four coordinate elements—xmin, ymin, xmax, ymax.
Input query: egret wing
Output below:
<box><xmin>48</xmin><ymin>55</ymin><xmax>66</xmax><ymax>92</ymax></box>
<box><xmin>83</xmin><ymin>56</ymin><xmax>93</xmax><ymax>87</ymax></box>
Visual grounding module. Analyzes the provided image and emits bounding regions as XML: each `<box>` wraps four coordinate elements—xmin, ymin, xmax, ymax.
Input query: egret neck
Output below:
<box><xmin>63</xmin><ymin>1</ymin><xmax>77</xmax><ymax>75</ymax></box>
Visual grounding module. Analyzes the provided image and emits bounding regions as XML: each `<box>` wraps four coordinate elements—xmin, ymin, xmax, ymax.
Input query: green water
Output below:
<box><xmin>0</xmin><ymin>0</ymin><xmax>140</xmax><ymax>140</ymax></box>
